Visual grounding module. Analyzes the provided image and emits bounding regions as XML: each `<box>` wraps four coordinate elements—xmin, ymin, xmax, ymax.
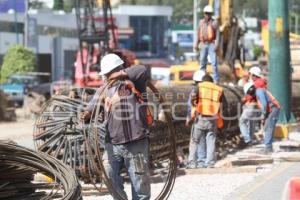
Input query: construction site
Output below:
<box><xmin>0</xmin><ymin>0</ymin><xmax>300</xmax><ymax>199</ymax></box>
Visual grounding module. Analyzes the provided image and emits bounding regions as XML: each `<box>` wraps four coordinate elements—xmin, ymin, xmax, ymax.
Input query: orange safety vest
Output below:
<box><xmin>257</xmin><ymin>90</ymin><xmax>281</xmax><ymax>113</ymax></box>
<box><xmin>193</xmin><ymin>82</ymin><xmax>224</xmax><ymax>128</ymax></box>
<box><xmin>198</xmin><ymin>19</ymin><xmax>216</xmax><ymax>43</ymax></box>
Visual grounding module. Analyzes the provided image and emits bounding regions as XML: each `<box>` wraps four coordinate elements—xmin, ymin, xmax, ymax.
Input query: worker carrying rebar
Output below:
<box><xmin>249</xmin><ymin>66</ymin><xmax>281</xmax><ymax>154</ymax></box>
<box><xmin>81</xmin><ymin>53</ymin><xmax>151</xmax><ymax>200</ymax></box>
<box><xmin>195</xmin><ymin>5</ymin><xmax>220</xmax><ymax>83</ymax></box>
<box><xmin>187</xmin><ymin>72</ymin><xmax>225</xmax><ymax>168</ymax></box>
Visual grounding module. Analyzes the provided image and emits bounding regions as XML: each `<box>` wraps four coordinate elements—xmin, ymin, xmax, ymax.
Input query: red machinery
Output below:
<box><xmin>74</xmin><ymin>0</ymin><xmax>136</xmax><ymax>87</ymax></box>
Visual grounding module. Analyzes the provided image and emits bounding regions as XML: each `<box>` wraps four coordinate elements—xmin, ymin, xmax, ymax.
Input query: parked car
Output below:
<box><xmin>0</xmin><ymin>73</ymin><xmax>51</xmax><ymax>106</ymax></box>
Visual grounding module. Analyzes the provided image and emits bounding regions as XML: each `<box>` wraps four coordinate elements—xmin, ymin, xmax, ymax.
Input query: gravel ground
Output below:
<box><xmin>0</xmin><ymin>109</ymin><xmax>278</xmax><ymax>200</ymax></box>
<box><xmin>0</xmin><ymin>109</ymin><xmax>35</xmax><ymax>149</ymax></box>
<box><xmin>83</xmin><ymin>173</ymin><xmax>258</xmax><ymax>200</ymax></box>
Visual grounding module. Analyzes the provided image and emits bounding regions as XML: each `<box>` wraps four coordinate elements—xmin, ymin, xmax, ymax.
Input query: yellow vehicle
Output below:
<box><xmin>170</xmin><ymin>60</ymin><xmax>214</xmax><ymax>86</ymax></box>
<box><xmin>170</xmin><ymin>0</ymin><xmax>246</xmax><ymax>86</ymax></box>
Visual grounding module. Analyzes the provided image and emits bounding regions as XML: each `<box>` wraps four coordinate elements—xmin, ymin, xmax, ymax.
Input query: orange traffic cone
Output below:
<box><xmin>287</xmin><ymin>177</ymin><xmax>300</xmax><ymax>200</ymax></box>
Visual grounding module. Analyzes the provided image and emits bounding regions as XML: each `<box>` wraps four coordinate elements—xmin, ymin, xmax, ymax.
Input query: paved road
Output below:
<box><xmin>227</xmin><ymin>162</ymin><xmax>300</xmax><ymax>200</ymax></box>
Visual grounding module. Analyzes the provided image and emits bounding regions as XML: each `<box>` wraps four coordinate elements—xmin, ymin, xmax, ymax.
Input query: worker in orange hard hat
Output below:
<box><xmin>195</xmin><ymin>5</ymin><xmax>220</xmax><ymax>83</ymax></box>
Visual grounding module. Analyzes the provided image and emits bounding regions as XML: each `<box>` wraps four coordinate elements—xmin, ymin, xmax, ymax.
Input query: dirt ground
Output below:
<box><xmin>0</xmin><ymin>108</ymin><xmax>35</xmax><ymax>149</ymax></box>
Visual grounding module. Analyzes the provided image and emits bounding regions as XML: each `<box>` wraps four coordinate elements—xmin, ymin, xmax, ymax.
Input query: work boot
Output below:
<box><xmin>238</xmin><ymin>140</ymin><xmax>251</xmax><ymax>149</ymax></box>
<box><xmin>185</xmin><ymin>162</ymin><xmax>197</xmax><ymax>169</ymax></box>
<box><xmin>196</xmin><ymin>162</ymin><xmax>206</xmax><ymax>168</ymax></box>
<box><xmin>257</xmin><ymin>148</ymin><xmax>273</xmax><ymax>155</ymax></box>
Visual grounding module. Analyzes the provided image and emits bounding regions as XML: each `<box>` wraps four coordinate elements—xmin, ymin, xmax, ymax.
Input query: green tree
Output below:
<box><xmin>63</xmin><ymin>0</ymin><xmax>75</xmax><ymax>12</ymax></box>
<box><xmin>0</xmin><ymin>45</ymin><xmax>37</xmax><ymax>83</ymax></box>
<box><xmin>53</xmin><ymin>0</ymin><xmax>64</xmax><ymax>10</ymax></box>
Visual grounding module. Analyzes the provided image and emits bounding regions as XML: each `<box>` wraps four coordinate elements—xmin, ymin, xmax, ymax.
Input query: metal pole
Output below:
<box><xmin>13</xmin><ymin>0</ymin><xmax>19</xmax><ymax>44</ymax></box>
<box><xmin>24</xmin><ymin>0</ymin><xmax>29</xmax><ymax>47</ymax></box>
<box><xmin>268</xmin><ymin>0</ymin><xmax>294</xmax><ymax>123</ymax></box>
<box><xmin>193</xmin><ymin>0</ymin><xmax>200</xmax><ymax>53</ymax></box>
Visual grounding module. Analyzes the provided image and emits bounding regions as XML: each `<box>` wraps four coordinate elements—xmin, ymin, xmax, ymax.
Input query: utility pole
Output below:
<box><xmin>193</xmin><ymin>0</ymin><xmax>200</xmax><ymax>53</ymax></box>
<box><xmin>24</xmin><ymin>0</ymin><xmax>29</xmax><ymax>47</ymax></box>
<box><xmin>268</xmin><ymin>0</ymin><xmax>294</xmax><ymax>123</ymax></box>
<box><xmin>13</xmin><ymin>0</ymin><xmax>19</xmax><ymax>44</ymax></box>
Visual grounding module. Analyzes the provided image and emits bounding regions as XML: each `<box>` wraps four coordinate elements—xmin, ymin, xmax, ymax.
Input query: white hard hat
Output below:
<box><xmin>193</xmin><ymin>70</ymin><xmax>206</xmax><ymax>82</ymax></box>
<box><xmin>243</xmin><ymin>82</ymin><xmax>254</xmax><ymax>94</ymax></box>
<box><xmin>100</xmin><ymin>53</ymin><xmax>124</xmax><ymax>75</ymax></box>
<box><xmin>249</xmin><ymin>66</ymin><xmax>262</xmax><ymax>77</ymax></box>
<box><xmin>203</xmin><ymin>5</ymin><xmax>213</xmax><ymax>13</ymax></box>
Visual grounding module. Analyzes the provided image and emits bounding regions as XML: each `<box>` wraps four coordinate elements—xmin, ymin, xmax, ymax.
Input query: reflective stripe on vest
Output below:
<box><xmin>196</xmin><ymin>82</ymin><xmax>223</xmax><ymax>116</ymax></box>
<box><xmin>198</xmin><ymin>19</ymin><xmax>216</xmax><ymax>43</ymax></box>
<box><xmin>257</xmin><ymin>90</ymin><xmax>281</xmax><ymax>113</ymax></box>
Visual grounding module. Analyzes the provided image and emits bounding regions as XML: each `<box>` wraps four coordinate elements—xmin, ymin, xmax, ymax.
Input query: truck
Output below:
<box><xmin>0</xmin><ymin>73</ymin><xmax>51</xmax><ymax>106</ymax></box>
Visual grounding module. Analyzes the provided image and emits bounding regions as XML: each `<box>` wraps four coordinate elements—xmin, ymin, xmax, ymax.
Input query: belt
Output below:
<box><xmin>201</xmin><ymin>41</ymin><xmax>215</xmax><ymax>44</ymax></box>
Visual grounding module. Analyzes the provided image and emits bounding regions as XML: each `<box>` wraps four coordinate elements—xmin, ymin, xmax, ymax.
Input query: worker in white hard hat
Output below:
<box><xmin>195</xmin><ymin>5</ymin><xmax>220</xmax><ymax>83</ymax></box>
<box><xmin>249</xmin><ymin>66</ymin><xmax>267</xmax><ymax>89</ymax></box>
<box><xmin>81</xmin><ymin>53</ymin><xmax>151</xmax><ymax>200</ymax></box>
<box><xmin>186</xmin><ymin>72</ymin><xmax>225</xmax><ymax>169</ymax></box>
<box><xmin>185</xmin><ymin>70</ymin><xmax>206</xmax><ymax>169</ymax></box>
<box><xmin>239</xmin><ymin>82</ymin><xmax>260</xmax><ymax>148</ymax></box>
<box><xmin>186</xmin><ymin>70</ymin><xmax>206</xmax><ymax>126</ymax></box>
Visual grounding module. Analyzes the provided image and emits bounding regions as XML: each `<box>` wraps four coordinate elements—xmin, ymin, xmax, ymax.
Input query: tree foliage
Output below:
<box><xmin>63</xmin><ymin>0</ymin><xmax>75</xmax><ymax>12</ymax></box>
<box><xmin>0</xmin><ymin>45</ymin><xmax>37</xmax><ymax>83</ymax></box>
<box><xmin>53</xmin><ymin>0</ymin><xmax>64</xmax><ymax>10</ymax></box>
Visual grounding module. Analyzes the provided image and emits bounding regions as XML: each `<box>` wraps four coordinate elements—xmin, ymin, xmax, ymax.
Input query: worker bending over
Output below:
<box><xmin>239</xmin><ymin>82</ymin><xmax>260</xmax><ymax>147</ymax></box>
<box><xmin>188</xmin><ymin>73</ymin><xmax>225</xmax><ymax>168</ymax></box>
<box><xmin>195</xmin><ymin>5</ymin><xmax>220</xmax><ymax>83</ymax></box>
<box><xmin>249</xmin><ymin>66</ymin><xmax>281</xmax><ymax>154</ymax></box>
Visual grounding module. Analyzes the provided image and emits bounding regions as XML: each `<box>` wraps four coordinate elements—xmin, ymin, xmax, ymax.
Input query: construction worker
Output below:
<box><xmin>81</xmin><ymin>53</ymin><xmax>151</xmax><ymax>200</ymax></box>
<box><xmin>186</xmin><ymin>70</ymin><xmax>206</xmax><ymax>169</ymax></box>
<box><xmin>189</xmin><ymin>73</ymin><xmax>225</xmax><ymax>168</ymax></box>
<box><xmin>256</xmin><ymin>86</ymin><xmax>281</xmax><ymax>154</ymax></box>
<box><xmin>239</xmin><ymin>82</ymin><xmax>260</xmax><ymax>147</ymax></box>
<box><xmin>195</xmin><ymin>5</ymin><xmax>220</xmax><ymax>83</ymax></box>
<box><xmin>237</xmin><ymin>71</ymin><xmax>250</xmax><ymax>87</ymax></box>
<box><xmin>249</xmin><ymin>66</ymin><xmax>267</xmax><ymax>89</ymax></box>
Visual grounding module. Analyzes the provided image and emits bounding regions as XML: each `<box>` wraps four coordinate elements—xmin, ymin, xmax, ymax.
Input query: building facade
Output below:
<box><xmin>0</xmin><ymin>5</ymin><xmax>173</xmax><ymax>81</ymax></box>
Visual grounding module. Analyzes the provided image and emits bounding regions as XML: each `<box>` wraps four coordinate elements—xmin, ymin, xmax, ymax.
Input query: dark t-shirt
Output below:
<box><xmin>86</xmin><ymin>65</ymin><xmax>150</xmax><ymax>144</ymax></box>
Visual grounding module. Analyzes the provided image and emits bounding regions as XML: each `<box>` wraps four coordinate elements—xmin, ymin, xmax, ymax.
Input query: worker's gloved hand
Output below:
<box><xmin>80</xmin><ymin>111</ymin><xmax>91</xmax><ymax>122</ymax></box>
<box><xmin>194</xmin><ymin>45</ymin><xmax>199</xmax><ymax>52</ymax></box>
<box><xmin>185</xmin><ymin>118</ymin><xmax>193</xmax><ymax>127</ymax></box>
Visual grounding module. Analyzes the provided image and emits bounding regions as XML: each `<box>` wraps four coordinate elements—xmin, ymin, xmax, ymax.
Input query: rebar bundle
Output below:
<box><xmin>0</xmin><ymin>140</ymin><xmax>82</xmax><ymax>200</ymax></box>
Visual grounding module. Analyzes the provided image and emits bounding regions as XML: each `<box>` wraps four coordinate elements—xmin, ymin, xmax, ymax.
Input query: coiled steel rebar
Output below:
<box><xmin>0</xmin><ymin>140</ymin><xmax>82</xmax><ymax>200</ymax></box>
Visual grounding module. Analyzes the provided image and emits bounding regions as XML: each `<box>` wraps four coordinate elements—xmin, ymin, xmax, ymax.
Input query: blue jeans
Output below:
<box><xmin>188</xmin><ymin>116</ymin><xmax>217</xmax><ymax>165</ymax></box>
<box><xmin>188</xmin><ymin>125</ymin><xmax>207</xmax><ymax>163</ymax></box>
<box><xmin>264</xmin><ymin>108</ymin><xmax>280</xmax><ymax>150</ymax></box>
<box><xmin>200</xmin><ymin>43</ymin><xmax>219</xmax><ymax>83</ymax></box>
<box><xmin>239</xmin><ymin>104</ymin><xmax>260</xmax><ymax>143</ymax></box>
<box><xmin>103</xmin><ymin>138</ymin><xmax>151</xmax><ymax>200</ymax></box>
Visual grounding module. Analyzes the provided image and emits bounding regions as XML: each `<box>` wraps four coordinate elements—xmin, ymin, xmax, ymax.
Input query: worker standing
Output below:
<box><xmin>189</xmin><ymin>73</ymin><xmax>225</xmax><ymax>168</ymax></box>
<box><xmin>81</xmin><ymin>54</ymin><xmax>151</xmax><ymax>200</ymax></box>
<box><xmin>186</xmin><ymin>70</ymin><xmax>206</xmax><ymax>169</ymax></box>
<box><xmin>239</xmin><ymin>82</ymin><xmax>259</xmax><ymax>147</ymax></box>
<box><xmin>195</xmin><ymin>5</ymin><xmax>220</xmax><ymax>83</ymax></box>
